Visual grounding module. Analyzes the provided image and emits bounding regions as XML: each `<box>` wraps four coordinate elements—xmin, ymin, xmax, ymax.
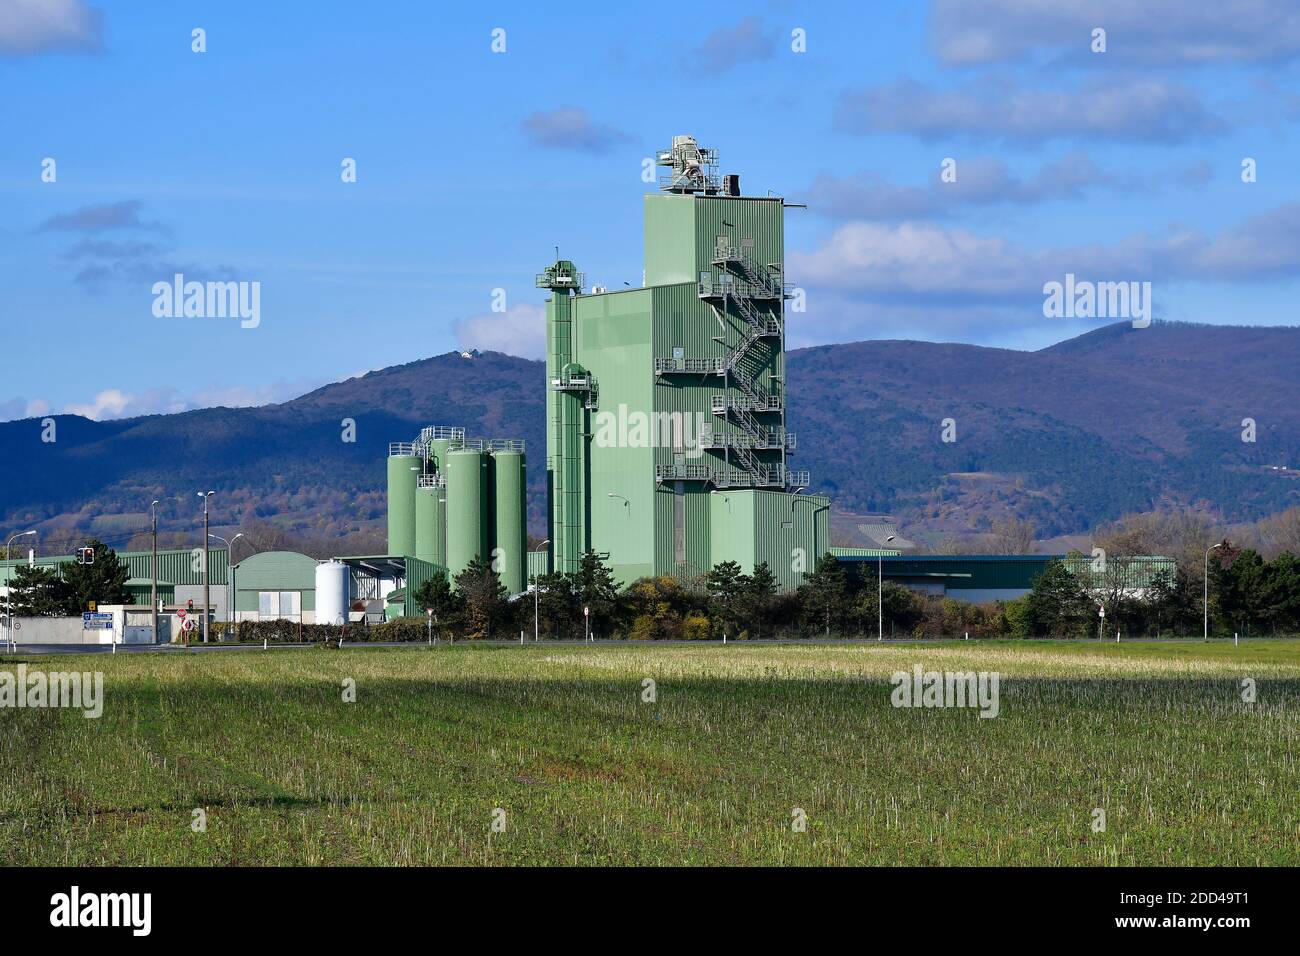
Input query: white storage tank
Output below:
<box><xmin>315</xmin><ymin>560</ymin><xmax>350</xmax><ymax>627</ymax></box>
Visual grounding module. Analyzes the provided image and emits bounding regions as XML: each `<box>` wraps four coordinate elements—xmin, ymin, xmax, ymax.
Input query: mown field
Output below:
<box><xmin>1</xmin><ymin>641</ymin><xmax>1298</xmax><ymax>865</ymax></box>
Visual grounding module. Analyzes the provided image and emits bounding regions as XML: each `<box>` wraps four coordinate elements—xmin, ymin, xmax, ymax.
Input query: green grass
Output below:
<box><xmin>2</xmin><ymin>641</ymin><xmax>1298</xmax><ymax>865</ymax></box>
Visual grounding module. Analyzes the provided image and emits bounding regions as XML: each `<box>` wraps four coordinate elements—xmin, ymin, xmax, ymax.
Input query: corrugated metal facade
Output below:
<box><xmin>0</xmin><ymin>548</ymin><xmax>227</xmax><ymax>589</ymax></box>
<box><xmin>232</xmin><ymin>550</ymin><xmax>317</xmax><ymax>612</ymax></box>
<box><xmin>544</xmin><ymin>148</ymin><xmax>814</xmax><ymax>591</ymax></box>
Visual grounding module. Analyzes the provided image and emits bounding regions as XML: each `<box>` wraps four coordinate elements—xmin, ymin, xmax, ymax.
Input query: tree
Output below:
<box><xmin>737</xmin><ymin>562</ymin><xmax>778</xmax><ymax>638</ymax></box>
<box><xmin>6</xmin><ymin>565</ymin><xmax>70</xmax><ymax>617</ymax></box>
<box><xmin>413</xmin><ymin>572</ymin><xmax>462</xmax><ymax>638</ymax></box>
<box><xmin>1023</xmin><ymin>560</ymin><xmax>1092</xmax><ymax>637</ymax></box>
<box><xmin>534</xmin><ymin>570</ymin><xmax>578</xmax><ymax>639</ymax></box>
<box><xmin>453</xmin><ymin>556</ymin><xmax>511</xmax><ymax>639</ymax></box>
<box><xmin>570</xmin><ymin>550</ymin><xmax>620</xmax><ymax>637</ymax></box>
<box><xmin>854</xmin><ymin>581</ymin><xmax>921</xmax><ymax>637</ymax></box>
<box><xmin>623</xmin><ymin>575</ymin><xmax>692</xmax><ymax>640</ymax></box>
<box><xmin>797</xmin><ymin>553</ymin><xmax>850</xmax><ymax>636</ymax></box>
<box><xmin>59</xmin><ymin>538</ymin><xmax>131</xmax><ymax>615</ymax></box>
<box><xmin>990</xmin><ymin>517</ymin><xmax>1037</xmax><ymax>555</ymax></box>
<box><xmin>706</xmin><ymin>561</ymin><xmax>746</xmax><ymax>638</ymax></box>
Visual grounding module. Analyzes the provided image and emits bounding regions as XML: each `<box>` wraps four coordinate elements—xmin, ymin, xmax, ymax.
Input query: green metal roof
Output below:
<box><xmin>0</xmin><ymin>547</ymin><xmax>227</xmax><ymax>587</ymax></box>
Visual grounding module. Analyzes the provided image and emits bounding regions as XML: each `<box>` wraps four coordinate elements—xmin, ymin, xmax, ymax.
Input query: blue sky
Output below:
<box><xmin>2</xmin><ymin>0</ymin><xmax>1299</xmax><ymax>420</ymax></box>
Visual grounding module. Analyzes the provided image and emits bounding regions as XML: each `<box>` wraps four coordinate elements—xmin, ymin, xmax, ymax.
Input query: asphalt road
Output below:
<box><xmin>1</xmin><ymin>636</ymin><xmax>1291</xmax><ymax>655</ymax></box>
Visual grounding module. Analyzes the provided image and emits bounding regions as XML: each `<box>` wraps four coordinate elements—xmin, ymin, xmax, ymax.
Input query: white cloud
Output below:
<box><xmin>806</xmin><ymin>153</ymin><xmax>1123</xmax><ymax>220</ymax></box>
<box><xmin>785</xmin><ymin>202</ymin><xmax>1300</xmax><ymax>344</ymax></box>
<box><xmin>835</xmin><ymin>76</ymin><xmax>1222</xmax><ymax>144</ymax></box>
<box><xmin>0</xmin><ymin>397</ymin><xmax>52</xmax><ymax>421</ymax></box>
<box><xmin>520</xmin><ymin>107</ymin><xmax>630</xmax><ymax>153</ymax></box>
<box><xmin>690</xmin><ymin>16</ymin><xmax>775</xmax><ymax>73</ymax></box>
<box><xmin>932</xmin><ymin>0</ymin><xmax>1300</xmax><ymax>66</ymax></box>
<box><xmin>792</xmin><ymin>202</ymin><xmax>1300</xmax><ymax>303</ymax></box>
<box><xmin>453</xmin><ymin>302</ymin><xmax>546</xmax><ymax>359</ymax></box>
<box><xmin>0</xmin><ymin>0</ymin><xmax>103</xmax><ymax>56</ymax></box>
<box><xmin>0</xmin><ymin>378</ymin><xmax>330</xmax><ymax>423</ymax></box>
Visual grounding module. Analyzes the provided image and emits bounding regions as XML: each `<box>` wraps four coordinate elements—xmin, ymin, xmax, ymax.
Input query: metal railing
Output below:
<box><xmin>535</xmin><ymin>270</ymin><xmax>585</xmax><ymax>290</ymax></box>
<box><xmin>711</xmin><ymin>393</ymin><xmax>782</xmax><ymax>415</ymax></box>
<box><xmin>657</xmin><ymin>172</ymin><xmax>721</xmax><ymax>193</ymax></box>
<box><xmin>419</xmin><ymin>426</ymin><xmax>464</xmax><ymax>442</ymax></box>
<box><xmin>550</xmin><ymin>375</ymin><xmax>593</xmax><ymax>390</ymax></box>
<box><xmin>654</xmin><ymin>357</ymin><xmax>723</xmax><ymax>374</ymax></box>
<box><xmin>655</xmin><ymin>464</ymin><xmax>711</xmax><ymax>481</ymax></box>
<box><xmin>697</xmin><ymin>276</ymin><xmax>784</xmax><ymax>301</ymax></box>
<box><xmin>388</xmin><ymin>442</ymin><xmax>417</xmax><ymax>456</ymax></box>
<box><xmin>417</xmin><ymin>474</ymin><xmax>446</xmax><ymax>489</ymax></box>
<box><xmin>699</xmin><ymin>428</ymin><xmax>795</xmax><ymax>451</ymax></box>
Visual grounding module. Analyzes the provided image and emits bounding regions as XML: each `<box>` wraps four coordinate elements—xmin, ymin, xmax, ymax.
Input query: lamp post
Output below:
<box><xmin>197</xmin><ymin>492</ymin><xmax>214</xmax><ymax>643</ymax></box>
<box><xmin>208</xmin><ymin>532</ymin><xmax>241</xmax><ymax>638</ymax></box>
<box><xmin>1204</xmin><ymin>542</ymin><xmax>1222</xmax><ymax>643</ymax></box>
<box><xmin>150</xmin><ymin>500</ymin><xmax>161</xmax><ymax>643</ymax></box>
<box><xmin>878</xmin><ymin>534</ymin><xmax>896</xmax><ymax>642</ymax></box>
<box><xmin>532</xmin><ymin>538</ymin><xmax>549</xmax><ymax>642</ymax></box>
<box><xmin>229</xmin><ymin>533</ymin><xmax>244</xmax><ymax>634</ymax></box>
<box><xmin>4</xmin><ymin>530</ymin><xmax>37</xmax><ymax>649</ymax></box>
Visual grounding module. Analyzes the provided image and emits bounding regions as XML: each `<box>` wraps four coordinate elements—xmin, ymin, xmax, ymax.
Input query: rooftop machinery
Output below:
<box><xmin>386</xmin><ymin>426</ymin><xmax>527</xmax><ymax>595</ymax></box>
<box><xmin>540</xmin><ymin>135</ymin><xmax>829</xmax><ymax>590</ymax></box>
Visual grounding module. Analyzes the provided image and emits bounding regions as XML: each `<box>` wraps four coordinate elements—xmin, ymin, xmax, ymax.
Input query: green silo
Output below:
<box><xmin>446</xmin><ymin>447</ymin><xmax>490</xmax><ymax>579</ymax></box>
<box><xmin>427</xmin><ymin>425</ymin><xmax>463</xmax><ymax>474</ymax></box>
<box><xmin>414</xmin><ymin>479</ymin><xmax>447</xmax><ymax>568</ymax></box>
<box><xmin>387</xmin><ymin>446</ymin><xmax>420</xmax><ymax>557</ymax></box>
<box><xmin>491</xmin><ymin>447</ymin><xmax>526</xmax><ymax>594</ymax></box>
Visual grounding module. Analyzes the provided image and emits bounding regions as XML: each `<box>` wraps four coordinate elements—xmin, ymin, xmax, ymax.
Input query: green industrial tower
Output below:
<box><xmin>542</xmin><ymin>135</ymin><xmax>829</xmax><ymax>590</ymax></box>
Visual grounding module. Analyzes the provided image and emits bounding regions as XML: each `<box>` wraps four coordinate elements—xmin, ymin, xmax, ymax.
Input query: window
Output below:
<box><xmin>258</xmin><ymin>591</ymin><xmax>301</xmax><ymax>622</ymax></box>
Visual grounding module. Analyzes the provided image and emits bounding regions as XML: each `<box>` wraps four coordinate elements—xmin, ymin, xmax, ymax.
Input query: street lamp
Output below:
<box><xmin>607</xmin><ymin>492</ymin><xmax>629</xmax><ymax>506</ymax></box>
<box><xmin>532</xmin><ymin>538</ymin><xmax>549</xmax><ymax>642</ymax></box>
<box><xmin>208</xmin><ymin>532</ymin><xmax>241</xmax><ymax>638</ymax></box>
<box><xmin>230</xmin><ymin>533</ymin><xmax>245</xmax><ymax>633</ymax></box>
<box><xmin>1204</xmin><ymin>542</ymin><xmax>1223</xmax><ymax>643</ymax></box>
<box><xmin>197</xmin><ymin>492</ymin><xmax>215</xmax><ymax>643</ymax></box>
<box><xmin>150</xmin><ymin>500</ymin><xmax>162</xmax><ymax>642</ymax></box>
<box><xmin>878</xmin><ymin>535</ymin><xmax>896</xmax><ymax>642</ymax></box>
<box><xmin>4</xmin><ymin>530</ymin><xmax>37</xmax><ymax>650</ymax></box>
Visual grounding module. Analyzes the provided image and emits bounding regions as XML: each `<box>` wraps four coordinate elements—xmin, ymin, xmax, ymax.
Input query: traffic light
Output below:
<box><xmin>78</xmin><ymin>547</ymin><xmax>95</xmax><ymax>565</ymax></box>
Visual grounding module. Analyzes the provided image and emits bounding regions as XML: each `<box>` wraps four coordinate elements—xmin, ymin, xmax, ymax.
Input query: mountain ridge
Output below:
<box><xmin>4</xmin><ymin>322</ymin><xmax>1298</xmax><ymax>551</ymax></box>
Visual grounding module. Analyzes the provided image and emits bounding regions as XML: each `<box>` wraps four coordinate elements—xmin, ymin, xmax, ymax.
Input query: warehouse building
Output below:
<box><xmin>836</xmin><ymin>554</ymin><xmax>1177</xmax><ymax>603</ymax></box>
<box><xmin>0</xmin><ymin>547</ymin><xmax>228</xmax><ymax>613</ymax></box>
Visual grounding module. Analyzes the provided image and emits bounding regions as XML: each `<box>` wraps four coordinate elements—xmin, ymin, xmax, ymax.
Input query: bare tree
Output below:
<box><xmin>989</xmin><ymin>517</ymin><xmax>1037</xmax><ymax>555</ymax></box>
<box><xmin>1256</xmin><ymin>506</ymin><xmax>1300</xmax><ymax>559</ymax></box>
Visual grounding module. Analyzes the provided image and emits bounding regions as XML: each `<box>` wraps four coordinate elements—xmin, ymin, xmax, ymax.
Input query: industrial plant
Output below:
<box><xmin>384</xmin><ymin>135</ymin><xmax>830</xmax><ymax>599</ymax></box>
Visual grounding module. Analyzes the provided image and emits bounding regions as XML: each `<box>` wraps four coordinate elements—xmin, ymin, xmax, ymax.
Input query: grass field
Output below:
<box><xmin>2</xmin><ymin>641</ymin><xmax>1298</xmax><ymax>865</ymax></box>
